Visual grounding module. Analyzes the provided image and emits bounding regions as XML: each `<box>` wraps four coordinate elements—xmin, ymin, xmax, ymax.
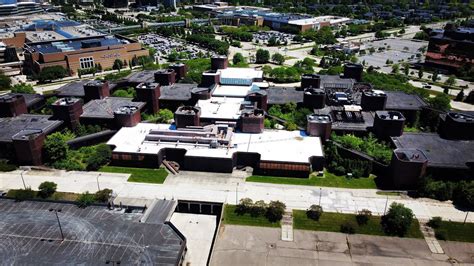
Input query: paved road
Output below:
<box><xmin>1</xmin><ymin>169</ymin><xmax>472</xmax><ymax>223</ymax></box>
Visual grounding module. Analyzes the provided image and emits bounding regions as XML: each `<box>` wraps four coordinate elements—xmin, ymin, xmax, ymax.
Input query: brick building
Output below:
<box><xmin>23</xmin><ymin>35</ymin><xmax>149</xmax><ymax>76</ymax></box>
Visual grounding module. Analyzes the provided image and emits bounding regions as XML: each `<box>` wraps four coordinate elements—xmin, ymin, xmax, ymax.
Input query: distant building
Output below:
<box><xmin>425</xmin><ymin>24</ymin><xmax>474</xmax><ymax>73</ymax></box>
<box><xmin>23</xmin><ymin>35</ymin><xmax>149</xmax><ymax>76</ymax></box>
<box><xmin>0</xmin><ymin>0</ymin><xmax>42</xmax><ymax>16</ymax></box>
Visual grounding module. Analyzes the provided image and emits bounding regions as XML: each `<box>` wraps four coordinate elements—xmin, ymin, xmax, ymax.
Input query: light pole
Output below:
<box><xmin>318</xmin><ymin>187</ymin><xmax>322</xmax><ymax>206</ymax></box>
<box><xmin>49</xmin><ymin>208</ymin><xmax>64</xmax><ymax>241</ymax></box>
<box><xmin>464</xmin><ymin>211</ymin><xmax>469</xmax><ymax>225</ymax></box>
<box><xmin>96</xmin><ymin>173</ymin><xmax>101</xmax><ymax>191</ymax></box>
<box><xmin>20</xmin><ymin>170</ymin><xmax>27</xmax><ymax>189</ymax></box>
<box><xmin>383</xmin><ymin>196</ymin><xmax>389</xmax><ymax>215</ymax></box>
<box><xmin>235</xmin><ymin>182</ymin><xmax>239</xmax><ymax>205</ymax></box>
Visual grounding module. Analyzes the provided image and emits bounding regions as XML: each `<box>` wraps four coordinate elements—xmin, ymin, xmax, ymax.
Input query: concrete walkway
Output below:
<box><xmin>419</xmin><ymin>220</ymin><xmax>445</xmax><ymax>255</ymax></box>
<box><xmin>1</xmin><ymin>169</ymin><xmax>473</xmax><ymax>223</ymax></box>
<box><xmin>281</xmin><ymin>211</ymin><xmax>294</xmax><ymax>241</ymax></box>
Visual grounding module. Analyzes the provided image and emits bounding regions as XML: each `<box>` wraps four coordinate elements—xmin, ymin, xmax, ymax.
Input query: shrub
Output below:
<box><xmin>340</xmin><ymin>220</ymin><xmax>357</xmax><ymax>234</ymax></box>
<box><xmin>38</xmin><ymin>181</ymin><xmax>57</xmax><ymax>199</ymax></box>
<box><xmin>76</xmin><ymin>191</ymin><xmax>95</xmax><ymax>208</ymax></box>
<box><xmin>250</xmin><ymin>200</ymin><xmax>267</xmax><ymax>217</ymax></box>
<box><xmin>333</xmin><ymin>166</ymin><xmax>346</xmax><ymax>176</ymax></box>
<box><xmin>86</xmin><ymin>144</ymin><xmax>111</xmax><ymax>171</ymax></box>
<box><xmin>236</xmin><ymin>198</ymin><xmax>253</xmax><ymax>215</ymax></box>
<box><xmin>452</xmin><ymin>181</ymin><xmax>474</xmax><ymax>209</ymax></box>
<box><xmin>95</xmin><ymin>188</ymin><xmax>113</xmax><ymax>203</ymax></box>
<box><xmin>381</xmin><ymin>203</ymin><xmax>414</xmax><ymax>237</ymax></box>
<box><xmin>427</xmin><ymin>217</ymin><xmax>442</xmax><ymax>229</ymax></box>
<box><xmin>306</xmin><ymin>205</ymin><xmax>323</xmax><ymax>221</ymax></box>
<box><xmin>265</xmin><ymin>200</ymin><xmax>286</xmax><ymax>222</ymax></box>
<box><xmin>435</xmin><ymin>229</ymin><xmax>447</xmax><ymax>240</ymax></box>
<box><xmin>11</xmin><ymin>188</ymin><xmax>36</xmax><ymax>201</ymax></box>
<box><xmin>356</xmin><ymin>209</ymin><xmax>372</xmax><ymax>225</ymax></box>
<box><xmin>0</xmin><ymin>160</ymin><xmax>16</xmax><ymax>172</ymax></box>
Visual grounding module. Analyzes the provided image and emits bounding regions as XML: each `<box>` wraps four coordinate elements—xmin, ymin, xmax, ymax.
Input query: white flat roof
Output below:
<box><xmin>212</xmin><ymin>84</ymin><xmax>253</xmax><ymax>98</ymax></box>
<box><xmin>218</xmin><ymin>67</ymin><xmax>263</xmax><ymax>80</ymax></box>
<box><xmin>289</xmin><ymin>16</ymin><xmax>351</xmax><ymax>26</ymax></box>
<box><xmin>107</xmin><ymin>123</ymin><xmax>323</xmax><ymax>164</ymax></box>
<box><xmin>196</xmin><ymin>97</ymin><xmax>243</xmax><ymax>120</ymax></box>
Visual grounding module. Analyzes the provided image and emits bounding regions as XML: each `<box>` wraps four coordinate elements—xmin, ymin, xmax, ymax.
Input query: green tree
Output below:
<box><xmin>265</xmin><ymin>200</ymin><xmax>286</xmax><ymax>222</ymax></box>
<box><xmin>95</xmin><ymin>188</ymin><xmax>112</xmax><ymax>202</ymax></box>
<box><xmin>76</xmin><ymin>191</ymin><xmax>95</xmax><ymax>208</ymax></box>
<box><xmin>306</xmin><ymin>204</ymin><xmax>323</xmax><ymax>221</ymax></box>
<box><xmin>86</xmin><ymin>144</ymin><xmax>112</xmax><ymax>171</ymax></box>
<box><xmin>268</xmin><ymin>36</ymin><xmax>279</xmax><ymax>46</ymax></box>
<box><xmin>38</xmin><ymin>181</ymin><xmax>57</xmax><ymax>198</ymax></box>
<box><xmin>232</xmin><ymin>52</ymin><xmax>245</xmax><ymax>65</ymax></box>
<box><xmin>10</xmin><ymin>83</ymin><xmax>35</xmax><ymax>94</ymax></box>
<box><xmin>256</xmin><ymin>49</ymin><xmax>270</xmax><ymax>64</ymax></box>
<box><xmin>432</xmin><ymin>71</ymin><xmax>439</xmax><ymax>82</ymax></box>
<box><xmin>113</xmin><ymin>59</ymin><xmax>124</xmax><ymax>72</ymax></box>
<box><xmin>271</xmin><ymin>53</ymin><xmax>285</xmax><ymax>65</ymax></box>
<box><xmin>391</xmin><ymin>64</ymin><xmax>400</xmax><ymax>74</ymax></box>
<box><xmin>236</xmin><ymin>198</ymin><xmax>253</xmax><ymax>215</ymax></box>
<box><xmin>445</xmin><ymin>75</ymin><xmax>456</xmax><ymax>86</ymax></box>
<box><xmin>429</xmin><ymin>94</ymin><xmax>451</xmax><ymax>111</ymax></box>
<box><xmin>44</xmin><ymin>132</ymin><xmax>72</xmax><ymax>163</ymax></box>
<box><xmin>418</xmin><ymin>68</ymin><xmax>424</xmax><ymax>79</ymax></box>
<box><xmin>455</xmin><ymin>89</ymin><xmax>464</xmax><ymax>101</ymax></box>
<box><xmin>381</xmin><ymin>203</ymin><xmax>414</xmax><ymax>237</ymax></box>
<box><xmin>0</xmin><ymin>72</ymin><xmax>11</xmax><ymax>90</ymax></box>
<box><xmin>38</xmin><ymin>66</ymin><xmax>67</xmax><ymax>83</ymax></box>
<box><xmin>402</xmin><ymin>63</ymin><xmax>410</xmax><ymax>76</ymax></box>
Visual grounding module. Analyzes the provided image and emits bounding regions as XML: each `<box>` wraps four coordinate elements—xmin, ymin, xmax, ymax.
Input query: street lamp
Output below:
<box><xmin>20</xmin><ymin>170</ymin><xmax>27</xmax><ymax>190</ymax></box>
<box><xmin>49</xmin><ymin>208</ymin><xmax>64</xmax><ymax>241</ymax></box>
<box><xmin>96</xmin><ymin>173</ymin><xmax>101</xmax><ymax>191</ymax></box>
<box><xmin>235</xmin><ymin>182</ymin><xmax>239</xmax><ymax>205</ymax></box>
<box><xmin>318</xmin><ymin>187</ymin><xmax>322</xmax><ymax>206</ymax></box>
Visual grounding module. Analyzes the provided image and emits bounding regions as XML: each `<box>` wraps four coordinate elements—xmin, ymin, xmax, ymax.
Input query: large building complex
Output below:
<box><xmin>195</xmin><ymin>5</ymin><xmax>350</xmax><ymax>32</ymax></box>
<box><xmin>0</xmin><ymin>0</ymin><xmax>42</xmax><ymax>17</ymax></box>
<box><xmin>425</xmin><ymin>23</ymin><xmax>474</xmax><ymax>72</ymax></box>
<box><xmin>23</xmin><ymin>35</ymin><xmax>149</xmax><ymax>75</ymax></box>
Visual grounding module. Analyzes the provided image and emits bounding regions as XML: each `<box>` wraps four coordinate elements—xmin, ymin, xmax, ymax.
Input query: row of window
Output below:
<box><xmin>79</xmin><ymin>56</ymin><xmax>94</xmax><ymax>69</ymax></box>
<box><xmin>259</xmin><ymin>162</ymin><xmax>309</xmax><ymax>171</ymax></box>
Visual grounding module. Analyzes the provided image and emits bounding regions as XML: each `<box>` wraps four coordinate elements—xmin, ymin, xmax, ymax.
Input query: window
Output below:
<box><xmin>79</xmin><ymin>57</ymin><xmax>94</xmax><ymax>69</ymax></box>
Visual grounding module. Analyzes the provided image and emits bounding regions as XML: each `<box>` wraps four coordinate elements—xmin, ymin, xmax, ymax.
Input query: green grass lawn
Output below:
<box><xmin>99</xmin><ymin>166</ymin><xmax>168</xmax><ymax>184</ymax></box>
<box><xmin>6</xmin><ymin>190</ymin><xmax>79</xmax><ymax>201</ymax></box>
<box><xmin>434</xmin><ymin>221</ymin><xmax>474</xmax><ymax>242</ymax></box>
<box><xmin>246</xmin><ymin>170</ymin><xmax>377</xmax><ymax>189</ymax></box>
<box><xmin>293</xmin><ymin>210</ymin><xmax>423</xmax><ymax>239</ymax></box>
<box><xmin>222</xmin><ymin>205</ymin><xmax>280</xmax><ymax>228</ymax></box>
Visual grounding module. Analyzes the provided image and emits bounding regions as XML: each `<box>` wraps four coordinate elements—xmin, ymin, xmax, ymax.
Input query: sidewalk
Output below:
<box><xmin>1</xmin><ymin>169</ymin><xmax>472</xmax><ymax>223</ymax></box>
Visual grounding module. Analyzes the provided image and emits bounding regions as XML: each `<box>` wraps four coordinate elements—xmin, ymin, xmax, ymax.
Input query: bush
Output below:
<box><xmin>11</xmin><ymin>188</ymin><xmax>36</xmax><ymax>201</ymax></box>
<box><xmin>306</xmin><ymin>205</ymin><xmax>323</xmax><ymax>221</ymax></box>
<box><xmin>0</xmin><ymin>160</ymin><xmax>16</xmax><ymax>172</ymax></box>
<box><xmin>435</xmin><ymin>229</ymin><xmax>447</xmax><ymax>240</ymax></box>
<box><xmin>38</xmin><ymin>181</ymin><xmax>57</xmax><ymax>199</ymax></box>
<box><xmin>381</xmin><ymin>203</ymin><xmax>414</xmax><ymax>237</ymax></box>
<box><xmin>356</xmin><ymin>209</ymin><xmax>372</xmax><ymax>225</ymax></box>
<box><xmin>76</xmin><ymin>191</ymin><xmax>95</xmax><ymax>208</ymax></box>
<box><xmin>265</xmin><ymin>200</ymin><xmax>286</xmax><ymax>222</ymax></box>
<box><xmin>427</xmin><ymin>217</ymin><xmax>442</xmax><ymax>229</ymax></box>
<box><xmin>340</xmin><ymin>220</ymin><xmax>357</xmax><ymax>234</ymax></box>
<box><xmin>86</xmin><ymin>144</ymin><xmax>111</xmax><ymax>171</ymax></box>
<box><xmin>422</xmin><ymin>180</ymin><xmax>454</xmax><ymax>201</ymax></box>
<box><xmin>333</xmin><ymin>166</ymin><xmax>346</xmax><ymax>176</ymax></box>
<box><xmin>452</xmin><ymin>181</ymin><xmax>474</xmax><ymax>210</ymax></box>
<box><xmin>95</xmin><ymin>188</ymin><xmax>112</xmax><ymax>203</ymax></box>
<box><xmin>235</xmin><ymin>198</ymin><xmax>253</xmax><ymax>215</ymax></box>
<box><xmin>250</xmin><ymin>200</ymin><xmax>267</xmax><ymax>217</ymax></box>
<box><xmin>38</xmin><ymin>66</ymin><xmax>68</xmax><ymax>83</ymax></box>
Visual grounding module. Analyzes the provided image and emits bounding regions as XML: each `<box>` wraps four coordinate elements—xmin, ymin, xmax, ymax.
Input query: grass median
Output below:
<box><xmin>222</xmin><ymin>205</ymin><xmax>280</xmax><ymax>228</ymax></box>
<box><xmin>246</xmin><ymin>170</ymin><xmax>377</xmax><ymax>189</ymax></box>
<box><xmin>293</xmin><ymin>210</ymin><xmax>423</xmax><ymax>239</ymax></box>
<box><xmin>99</xmin><ymin>166</ymin><xmax>168</xmax><ymax>184</ymax></box>
<box><xmin>433</xmin><ymin>221</ymin><xmax>474</xmax><ymax>242</ymax></box>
